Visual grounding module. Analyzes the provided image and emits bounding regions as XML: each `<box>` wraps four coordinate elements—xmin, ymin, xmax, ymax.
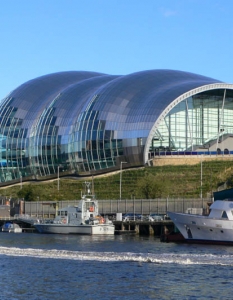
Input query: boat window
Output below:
<box><xmin>61</xmin><ymin>211</ymin><xmax>67</xmax><ymax>216</ymax></box>
<box><xmin>221</xmin><ymin>211</ymin><xmax>228</xmax><ymax>219</ymax></box>
<box><xmin>191</xmin><ymin>221</ymin><xmax>196</xmax><ymax>224</ymax></box>
<box><xmin>85</xmin><ymin>202</ymin><xmax>95</xmax><ymax>212</ymax></box>
<box><xmin>87</xmin><ymin>202</ymin><xmax>94</xmax><ymax>209</ymax></box>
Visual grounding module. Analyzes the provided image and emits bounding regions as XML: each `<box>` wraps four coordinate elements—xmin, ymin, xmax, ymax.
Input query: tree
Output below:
<box><xmin>136</xmin><ymin>173</ymin><xmax>165</xmax><ymax>199</ymax></box>
<box><xmin>226</xmin><ymin>175</ymin><xmax>233</xmax><ymax>188</ymax></box>
<box><xmin>17</xmin><ymin>185</ymin><xmax>37</xmax><ymax>201</ymax></box>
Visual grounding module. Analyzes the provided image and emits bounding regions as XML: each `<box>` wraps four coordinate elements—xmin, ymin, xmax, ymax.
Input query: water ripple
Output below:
<box><xmin>1</xmin><ymin>246</ymin><xmax>233</xmax><ymax>266</ymax></box>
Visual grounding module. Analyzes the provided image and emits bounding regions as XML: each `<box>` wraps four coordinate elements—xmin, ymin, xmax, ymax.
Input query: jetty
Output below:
<box><xmin>114</xmin><ymin>219</ymin><xmax>174</xmax><ymax>236</ymax></box>
<box><xmin>0</xmin><ymin>215</ymin><xmax>174</xmax><ymax>236</ymax></box>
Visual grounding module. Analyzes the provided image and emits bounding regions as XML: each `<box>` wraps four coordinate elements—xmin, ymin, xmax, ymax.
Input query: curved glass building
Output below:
<box><xmin>0</xmin><ymin>69</ymin><xmax>233</xmax><ymax>184</ymax></box>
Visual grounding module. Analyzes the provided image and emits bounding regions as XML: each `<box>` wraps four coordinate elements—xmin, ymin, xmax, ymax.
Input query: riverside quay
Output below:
<box><xmin>2</xmin><ymin>198</ymin><xmax>210</xmax><ymax>236</ymax></box>
<box><xmin>14</xmin><ymin>198</ymin><xmax>209</xmax><ymax>218</ymax></box>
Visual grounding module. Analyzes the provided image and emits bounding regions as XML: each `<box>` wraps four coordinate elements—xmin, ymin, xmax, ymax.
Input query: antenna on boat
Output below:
<box><xmin>83</xmin><ymin>181</ymin><xmax>91</xmax><ymax>195</ymax></box>
<box><xmin>92</xmin><ymin>174</ymin><xmax>94</xmax><ymax>195</ymax></box>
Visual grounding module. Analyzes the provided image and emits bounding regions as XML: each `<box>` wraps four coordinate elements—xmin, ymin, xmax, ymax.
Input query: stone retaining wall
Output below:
<box><xmin>153</xmin><ymin>155</ymin><xmax>233</xmax><ymax>166</ymax></box>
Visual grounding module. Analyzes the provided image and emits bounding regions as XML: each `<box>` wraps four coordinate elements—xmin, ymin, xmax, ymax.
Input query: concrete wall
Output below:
<box><xmin>153</xmin><ymin>155</ymin><xmax>233</xmax><ymax>166</ymax></box>
<box><xmin>0</xmin><ymin>205</ymin><xmax>10</xmax><ymax>217</ymax></box>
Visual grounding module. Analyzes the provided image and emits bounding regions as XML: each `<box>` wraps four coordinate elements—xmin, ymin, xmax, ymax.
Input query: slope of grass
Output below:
<box><xmin>1</xmin><ymin>159</ymin><xmax>232</xmax><ymax>201</ymax></box>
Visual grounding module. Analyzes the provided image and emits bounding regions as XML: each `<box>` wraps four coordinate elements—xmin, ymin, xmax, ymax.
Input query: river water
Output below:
<box><xmin>1</xmin><ymin>233</ymin><xmax>233</xmax><ymax>300</ymax></box>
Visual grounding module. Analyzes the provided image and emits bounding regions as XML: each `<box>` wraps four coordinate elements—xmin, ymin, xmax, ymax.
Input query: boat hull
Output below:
<box><xmin>168</xmin><ymin>211</ymin><xmax>233</xmax><ymax>243</ymax></box>
<box><xmin>2</xmin><ymin>228</ymin><xmax>22</xmax><ymax>233</ymax></box>
<box><xmin>34</xmin><ymin>223</ymin><xmax>115</xmax><ymax>235</ymax></box>
<box><xmin>163</xmin><ymin>232</ymin><xmax>233</xmax><ymax>245</ymax></box>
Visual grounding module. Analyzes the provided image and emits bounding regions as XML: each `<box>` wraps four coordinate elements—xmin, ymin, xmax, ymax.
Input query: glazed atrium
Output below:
<box><xmin>0</xmin><ymin>69</ymin><xmax>233</xmax><ymax>184</ymax></box>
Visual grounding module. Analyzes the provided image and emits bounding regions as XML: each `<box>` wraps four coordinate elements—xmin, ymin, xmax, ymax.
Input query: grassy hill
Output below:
<box><xmin>1</xmin><ymin>159</ymin><xmax>233</xmax><ymax>201</ymax></box>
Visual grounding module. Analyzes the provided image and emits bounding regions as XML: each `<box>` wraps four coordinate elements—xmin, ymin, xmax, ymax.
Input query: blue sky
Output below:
<box><xmin>0</xmin><ymin>0</ymin><xmax>233</xmax><ymax>100</ymax></box>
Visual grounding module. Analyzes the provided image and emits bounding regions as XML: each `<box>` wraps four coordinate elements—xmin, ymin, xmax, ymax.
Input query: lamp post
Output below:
<box><xmin>58</xmin><ymin>165</ymin><xmax>60</xmax><ymax>191</ymax></box>
<box><xmin>20</xmin><ymin>175</ymin><xmax>22</xmax><ymax>189</ymax></box>
<box><xmin>201</xmin><ymin>155</ymin><xmax>203</xmax><ymax>208</ymax></box>
<box><xmin>120</xmin><ymin>161</ymin><xmax>127</xmax><ymax>201</ymax></box>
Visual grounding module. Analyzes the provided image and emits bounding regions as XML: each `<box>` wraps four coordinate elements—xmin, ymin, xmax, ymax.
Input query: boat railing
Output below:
<box><xmin>34</xmin><ymin>218</ymin><xmax>55</xmax><ymax>224</ymax></box>
<box><xmin>14</xmin><ymin>214</ymin><xmax>31</xmax><ymax>219</ymax></box>
<box><xmin>0</xmin><ymin>216</ymin><xmax>15</xmax><ymax>221</ymax></box>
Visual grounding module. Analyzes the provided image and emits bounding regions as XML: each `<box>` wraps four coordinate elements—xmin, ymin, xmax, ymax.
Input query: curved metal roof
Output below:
<box><xmin>2</xmin><ymin>70</ymin><xmax>222</xmax><ymax>129</ymax></box>
<box><xmin>89</xmin><ymin>69</ymin><xmax>222</xmax><ymax>136</ymax></box>
<box><xmin>4</xmin><ymin>68</ymin><xmax>222</xmax><ymax>142</ymax></box>
<box><xmin>1</xmin><ymin>69</ymin><xmax>232</xmax><ymax>182</ymax></box>
<box><xmin>4</xmin><ymin>71</ymin><xmax>107</xmax><ymax>134</ymax></box>
<box><xmin>0</xmin><ymin>69</ymin><xmax>225</xmax><ymax>145</ymax></box>
<box><xmin>85</xmin><ymin>69</ymin><xmax>225</xmax><ymax>164</ymax></box>
<box><xmin>31</xmin><ymin>74</ymin><xmax>120</xmax><ymax>141</ymax></box>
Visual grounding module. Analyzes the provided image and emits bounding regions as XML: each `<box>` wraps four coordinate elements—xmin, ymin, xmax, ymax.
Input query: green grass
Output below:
<box><xmin>1</xmin><ymin>159</ymin><xmax>233</xmax><ymax>201</ymax></box>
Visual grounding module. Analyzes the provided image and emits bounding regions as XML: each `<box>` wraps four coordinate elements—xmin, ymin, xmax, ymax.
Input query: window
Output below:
<box><xmin>221</xmin><ymin>211</ymin><xmax>228</xmax><ymax>219</ymax></box>
<box><xmin>224</xmin><ymin>148</ymin><xmax>229</xmax><ymax>154</ymax></box>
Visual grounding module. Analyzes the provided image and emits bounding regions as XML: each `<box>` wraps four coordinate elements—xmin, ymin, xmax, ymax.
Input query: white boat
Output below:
<box><xmin>167</xmin><ymin>200</ymin><xmax>233</xmax><ymax>244</ymax></box>
<box><xmin>34</xmin><ymin>183</ymin><xmax>115</xmax><ymax>235</ymax></box>
<box><xmin>2</xmin><ymin>222</ymin><xmax>22</xmax><ymax>233</ymax></box>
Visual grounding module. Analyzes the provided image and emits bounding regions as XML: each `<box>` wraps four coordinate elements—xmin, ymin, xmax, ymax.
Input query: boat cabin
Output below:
<box><xmin>209</xmin><ymin>201</ymin><xmax>233</xmax><ymax>220</ymax></box>
<box><xmin>54</xmin><ymin>197</ymin><xmax>99</xmax><ymax>225</ymax></box>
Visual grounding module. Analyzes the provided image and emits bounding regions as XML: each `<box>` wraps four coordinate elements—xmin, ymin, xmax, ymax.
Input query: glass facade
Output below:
<box><xmin>150</xmin><ymin>89</ymin><xmax>233</xmax><ymax>153</ymax></box>
<box><xmin>0</xmin><ymin>69</ymin><xmax>232</xmax><ymax>184</ymax></box>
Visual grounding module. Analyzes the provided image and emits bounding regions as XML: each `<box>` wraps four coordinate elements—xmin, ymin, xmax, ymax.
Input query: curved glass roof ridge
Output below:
<box><xmin>0</xmin><ymin>71</ymin><xmax>107</xmax><ymax>135</ymax></box>
<box><xmin>91</xmin><ymin>69</ymin><xmax>222</xmax><ymax>135</ymax></box>
<box><xmin>0</xmin><ymin>69</ymin><xmax>233</xmax><ymax>184</ymax></box>
<box><xmin>29</xmin><ymin>74</ymin><xmax>120</xmax><ymax>148</ymax></box>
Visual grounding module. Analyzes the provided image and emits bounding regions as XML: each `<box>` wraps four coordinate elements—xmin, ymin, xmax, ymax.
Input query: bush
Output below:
<box><xmin>17</xmin><ymin>185</ymin><xmax>37</xmax><ymax>201</ymax></box>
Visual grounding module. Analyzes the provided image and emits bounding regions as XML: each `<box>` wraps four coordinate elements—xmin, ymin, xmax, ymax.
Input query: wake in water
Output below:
<box><xmin>0</xmin><ymin>246</ymin><xmax>232</xmax><ymax>266</ymax></box>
